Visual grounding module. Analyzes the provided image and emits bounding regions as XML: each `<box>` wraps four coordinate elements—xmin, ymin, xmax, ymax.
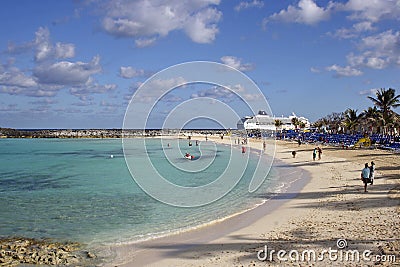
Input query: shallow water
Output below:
<box><xmin>0</xmin><ymin>138</ymin><xmax>283</xmax><ymax>247</ymax></box>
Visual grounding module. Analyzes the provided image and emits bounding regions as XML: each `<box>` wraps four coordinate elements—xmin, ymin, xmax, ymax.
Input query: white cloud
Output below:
<box><xmin>53</xmin><ymin>107</ymin><xmax>90</xmax><ymax>114</ymax></box>
<box><xmin>69</xmin><ymin>77</ymin><xmax>117</xmax><ymax>100</ymax></box>
<box><xmin>55</xmin><ymin>42</ymin><xmax>75</xmax><ymax>59</ymax></box>
<box><xmin>325</xmin><ymin>30</ymin><xmax>400</xmax><ymax>76</ymax></box>
<box><xmin>1</xmin><ymin>28</ymin><xmax>113</xmax><ymax>100</ymax></box>
<box><xmin>241</xmin><ymin>93</ymin><xmax>262</xmax><ymax>101</ymax></box>
<box><xmin>160</xmin><ymin>94</ymin><xmax>183</xmax><ymax>103</ymax></box>
<box><xmin>353</xmin><ymin>21</ymin><xmax>375</xmax><ymax>32</ymax></box>
<box><xmin>340</xmin><ymin>0</ymin><xmax>400</xmax><ymax>22</ymax></box>
<box><xmin>191</xmin><ymin>86</ymin><xmax>235</xmax><ymax>102</ymax></box>
<box><xmin>29</xmin><ymin>98</ymin><xmax>58</xmax><ymax>105</ymax></box>
<box><xmin>135</xmin><ymin>38</ymin><xmax>157</xmax><ymax>48</ymax></box>
<box><xmin>0</xmin><ymin>104</ymin><xmax>19</xmax><ymax>112</ymax></box>
<box><xmin>189</xmin><ymin>84</ymin><xmax>261</xmax><ymax>102</ymax></box>
<box><xmin>33</xmin><ymin>27</ymin><xmax>75</xmax><ymax>62</ymax></box>
<box><xmin>72</xmin><ymin>100</ymin><xmax>94</xmax><ymax>107</ymax></box>
<box><xmin>220</xmin><ymin>56</ymin><xmax>254</xmax><ymax>71</ymax></box>
<box><xmin>0</xmin><ymin>67</ymin><xmax>37</xmax><ymax>88</ymax></box>
<box><xmin>1</xmin><ymin>87</ymin><xmax>58</xmax><ymax>97</ymax></box>
<box><xmin>100</xmin><ymin>100</ymin><xmax>119</xmax><ymax>107</ymax></box>
<box><xmin>267</xmin><ymin>0</ymin><xmax>331</xmax><ymax>25</ymax></box>
<box><xmin>235</xmin><ymin>0</ymin><xmax>264</xmax><ymax>11</ymax></box>
<box><xmin>330</xmin><ymin>21</ymin><xmax>376</xmax><ymax>39</ymax></box>
<box><xmin>347</xmin><ymin>30</ymin><xmax>400</xmax><ymax>70</ymax></box>
<box><xmin>119</xmin><ymin>66</ymin><xmax>145</xmax><ymax>79</ymax></box>
<box><xmin>325</xmin><ymin>64</ymin><xmax>363</xmax><ymax>77</ymax></box>
<box><xmin>34</xmin><ymin>56</ymin><xmax>102</xmax><ymax>85</ymax></box>
<box><xmin>359</xmin><ymin>88</ymin><xmax>378</xmax><ymax>96</ymax></box>
<box><xmin>35</xmin><ymin>27</ymin><xmax>52</xmax><ymax>61</ymax></box>
<box><xmin>347</xmin><ymin>53</ymin><xmax>365</xmax><ymax>66</ymax></box>
<box><xmin>1</xmin><ymin>55</ymin><xmax>110</xmax><ymax>98</ymax></box>
<box><xmin>98</xmin><ymin>0</ymin><xmax>222</xmax><ymax>45</ymax></box>
<box><xmin>310</xmin><ymin>67</ymin><xmax>321</xmax><ymax>73</ymax></box>
<box><xmin>7</xmin><ymin>41</ymin><xmax>34</xmax><ymax>55</ymax></box>
<box><xmin>183</xmin><ymin>7</ymin><xmax>221</xmax><ymax>43</ymax></box>
<box><xmin>132</xmin><ymin>77</ymin><xmax>187</xmax><ymax>103</ymax></box>
<box><xmin>226</xmin><ymin>84</ymin><xmax>246</xmax><ymax>93</ymax></box>
<box><xmin>365</xmin><ymin>57</ymin><xmax>387</xmax><ymax>69</ymax></box>
<box><xmin>361</xmin><ymin>30</ymin><xmax>400</xmax><ymax>52</ymax></box>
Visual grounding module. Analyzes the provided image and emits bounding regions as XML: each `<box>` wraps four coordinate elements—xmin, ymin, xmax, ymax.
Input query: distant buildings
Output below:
<box><xmin>237</xmin><ymin>110</ymin><xmax>310</xmax><ymax>131</ymax></box>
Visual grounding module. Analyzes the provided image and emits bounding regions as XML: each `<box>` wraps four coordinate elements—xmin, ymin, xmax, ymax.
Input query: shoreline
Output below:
<box><xmin>103</xmin><ymin>137</ymin><xmax>312</xmax><ymax>266</ymax></box>
<box><xmin>1</xmin><ymin>137</ymin><xmax>398</xmax><ymax>266</ymax></box>
<box><xmin>111</xmin><ymin>137</ymin><xmax>399</xmax><ymax>266</ymax></box>
<box><xmin>104</xmin><ymin>158</ymin><xmax>310</xmax><ymax>266</ymax></box>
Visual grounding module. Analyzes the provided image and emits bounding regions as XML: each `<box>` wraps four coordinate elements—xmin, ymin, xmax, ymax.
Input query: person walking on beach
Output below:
<box><xmin>369</xmin><ymin>161</ymin><xmax>375</xmax><ymax>185</ymax></box>
<box><xmin>317</xmin><ymin>147</ymin><xmax>322</xmax><ymax>160</ymax></box>
<box><xmin>361</xmin><ymin>163</ymin><xmax>371</xmax><ymax>193</ymax></box>
<box><xmin>312</xmin><ymin>148</ymin><xmax>317</xmax><ymax>161</ymax></box>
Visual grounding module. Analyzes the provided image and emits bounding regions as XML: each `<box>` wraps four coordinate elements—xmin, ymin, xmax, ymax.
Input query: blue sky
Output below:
<box><xmin>0</xmin><ymin>0</ymin><xmax>399</xmax><ymax>129</ymax></box>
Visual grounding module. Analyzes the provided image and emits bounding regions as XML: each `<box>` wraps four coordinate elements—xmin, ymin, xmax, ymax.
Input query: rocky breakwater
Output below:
<box><xmin>0</xmin><ymin>237</ymin><xmax>97</xmax><ymax>266</ymax></box>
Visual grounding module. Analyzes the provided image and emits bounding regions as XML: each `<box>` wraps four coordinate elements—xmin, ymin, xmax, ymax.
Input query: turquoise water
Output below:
<box><xmin>0</xmin><ymin>138</ymin><xmax>282</xmax><ymax>247</ymax></box>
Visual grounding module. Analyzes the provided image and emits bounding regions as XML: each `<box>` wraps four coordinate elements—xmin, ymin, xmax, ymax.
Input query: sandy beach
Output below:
<box><xmin>109</xmin><ymin>136</ymin><xmax>400</xmax><ymax>267</ymax></box>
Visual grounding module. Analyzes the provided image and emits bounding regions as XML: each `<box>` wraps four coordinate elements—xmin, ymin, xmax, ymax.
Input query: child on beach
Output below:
<box><xmin>312</xmin><ymin>148</ymin><xmax>317</xmax><ymax>161</ymax></box>
<box><xmin>361</xmin><ymin>163</ymin><xmax>371</xmax><ymax>192</ymax></box>
<box><xmin>369</xmin><ymin>161</ymin><xmax>375</xmax><ymax>185</ymax></box>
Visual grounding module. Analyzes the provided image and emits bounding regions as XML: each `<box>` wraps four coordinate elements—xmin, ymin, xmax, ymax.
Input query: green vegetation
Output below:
<box><xmin>314</xmin><ymin>88</ymin><xmax>400</xmax><ymax>135</ymax></box>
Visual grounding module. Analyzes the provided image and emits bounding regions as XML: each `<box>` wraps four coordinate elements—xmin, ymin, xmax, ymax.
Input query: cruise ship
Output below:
<box><xmin>237</xmin><ymin>110</ymin><xmax>310</xmax><ymax>131</ymax></box>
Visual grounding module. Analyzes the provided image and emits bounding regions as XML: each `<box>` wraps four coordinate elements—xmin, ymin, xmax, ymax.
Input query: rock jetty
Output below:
<box><xmin>0</xmin><ymin>237</ymin><xmax>97</xmax><ymax>266</ymax></box>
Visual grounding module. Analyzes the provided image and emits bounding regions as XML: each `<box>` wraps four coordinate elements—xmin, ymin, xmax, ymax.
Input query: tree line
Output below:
<box><xmin>313</xmin><ymin>88</ymin><xmax>400</xmax><ymax>135</ymax></box>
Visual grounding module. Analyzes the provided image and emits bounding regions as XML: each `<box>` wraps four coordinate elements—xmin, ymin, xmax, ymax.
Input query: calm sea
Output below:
<box><xmin>0</xmin><ymin>138</ymin><xmax>286</xmax><ymax>248</ymax></box>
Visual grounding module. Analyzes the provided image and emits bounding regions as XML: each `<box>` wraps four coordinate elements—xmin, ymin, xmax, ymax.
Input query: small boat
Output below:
<box><xmin>184</xmin><ymin>153</ymin><xmax>194</xmax><ymax>160</ymax></box>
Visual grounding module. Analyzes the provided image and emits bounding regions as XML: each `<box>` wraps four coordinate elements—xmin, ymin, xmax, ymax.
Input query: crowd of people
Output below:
<box><xmin>275</xmin><ymin>131</ymin><xmax>400</xmax><ymax>151</ymax></box>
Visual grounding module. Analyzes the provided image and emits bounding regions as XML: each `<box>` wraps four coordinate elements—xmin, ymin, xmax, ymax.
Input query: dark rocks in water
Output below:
<box><xmin>0</xmin><ymin>237</ymin><xmax>97</xmax><ymax>266</ymax></box>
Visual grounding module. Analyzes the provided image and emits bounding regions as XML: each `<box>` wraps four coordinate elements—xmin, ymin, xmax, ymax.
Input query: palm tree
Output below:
<box><xmin>327</xmin><ymin>112</ymin><xmax>344</xmax><ymax>133</ymax></box>
<box><xmin>362</xmin><ymin>106</ymin><xmax>380</xmax><ymax>134</ymax></box>
<box><xmin>342</xmin><ymin>108</ymin><xmax>360</xmax><ymax>134</ymax></box>
<box><xmin>291</xmin><ymin>117</ymin><xmax>299</xmax><ymax>130</ymax></box>
<box><xmin>385</xmin><ymin>110</ymin><xmax>400</xmax><ymax>136</ymax></box>
<box><xmin>393</xmin><ymin>112</ymin><xmax>400</xmax><ymax>135</ymax></box>
<box><xmin>322</xmin><ymin>117</ymin><xmax>330</xmax><ymax>133</ymax></box>
<box><xmin>368</xmin><ymin>88</ymin><xmax>400</xmax><ymax>134</ymax></box>
<box><xmin>274</xmin><ymin>119</ymin><xmax>283</xmax><ymax>132</ymax></box>
<box><xmin>313</xmin><ymin>120</ymin><xmax>323</xmax><ymax>130</ymax></box>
